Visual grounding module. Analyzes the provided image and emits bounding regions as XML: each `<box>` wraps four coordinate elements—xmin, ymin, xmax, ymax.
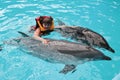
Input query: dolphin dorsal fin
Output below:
<box><xmin>57</xmin><ymin>19</ymin><xmax>66</xmax><ymax>26</ymax></box>
<box><xmin>18</xmin><ymin>31</ymin><xmax>29</xmax><ymax>37</ymax></box>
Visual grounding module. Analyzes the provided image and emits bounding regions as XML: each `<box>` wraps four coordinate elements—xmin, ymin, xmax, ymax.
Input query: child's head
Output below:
<box><xmin>40</xmin><ymin>16</ymin><xmax>53</xmax><ymax>29</ymax></box>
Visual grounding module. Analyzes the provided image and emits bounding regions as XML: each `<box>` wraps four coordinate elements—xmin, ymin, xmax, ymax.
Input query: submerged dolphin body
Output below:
<box><xmin>54</xmin><ymin>20</ymin><xmax>115</xmax><ymax>53</ymax></box>
<box><xmin>4</xmin><ymin>32</ymin><xmax>111</xmax><ymax>74</ymax></box>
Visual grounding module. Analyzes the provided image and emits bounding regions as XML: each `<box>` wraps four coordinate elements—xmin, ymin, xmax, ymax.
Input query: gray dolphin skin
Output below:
<box><xmin>4</xmin><ymin>31</ymin><xmax>111</xmax><ymax>74</ymax></box>
<box><xmin>54</xmin><ymin>20</ymin><xmax>115</xmax><ymax>53</ymax></box>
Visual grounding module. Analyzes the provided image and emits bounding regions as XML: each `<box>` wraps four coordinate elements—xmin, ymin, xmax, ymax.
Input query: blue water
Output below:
<box><xmin>0</xmin><ymin>0</ymin><xmax>120</xmax><ymax>80</ymax></box>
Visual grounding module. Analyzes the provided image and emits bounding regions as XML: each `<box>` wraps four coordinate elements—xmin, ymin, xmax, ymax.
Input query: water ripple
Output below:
<box><xmin>0</xmin><ymin>0</ymin><xmax>120</xmax><ymax>80</ymax></box>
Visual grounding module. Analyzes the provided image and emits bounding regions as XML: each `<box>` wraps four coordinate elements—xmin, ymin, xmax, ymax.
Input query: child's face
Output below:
<box><xmin>42</xmin><ymin>18</ymin><xmax>52</xmax><ymax>29</ymax></box>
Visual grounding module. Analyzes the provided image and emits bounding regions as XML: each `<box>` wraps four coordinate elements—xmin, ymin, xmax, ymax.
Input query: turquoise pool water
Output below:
<box><xmin>0</xmin><ymin>0</ymin><xmax>120</xmax><ymax>80</ymax></box>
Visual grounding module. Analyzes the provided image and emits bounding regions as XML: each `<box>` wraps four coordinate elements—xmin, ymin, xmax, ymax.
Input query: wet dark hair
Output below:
<box><xmin>39</xmin><ymin>16</ymin><xmax>53</xmax><ymax>23</ymax></box>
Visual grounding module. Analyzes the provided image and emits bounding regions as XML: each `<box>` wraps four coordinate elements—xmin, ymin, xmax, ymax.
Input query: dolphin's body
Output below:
<box><xmin>4</xmin><ymin>32</ymin><xmax>111</xmax><ymax>74</ymax></box>
<box><xmin>54</xmin><ymin>20</ymin><xmax>115</xmax><ymax>53</ymax></box>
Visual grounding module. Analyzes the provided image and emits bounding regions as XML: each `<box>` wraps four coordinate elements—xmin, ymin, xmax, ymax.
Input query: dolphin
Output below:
<box><xmin>54</xmin><ymin>19</ymin><xmax>115</xmax><ymax>53</ymax></box>
<box><xmin>4</xmin><ymin>31</ymin><xmax>111</xmax><ymax>74</ymax></box>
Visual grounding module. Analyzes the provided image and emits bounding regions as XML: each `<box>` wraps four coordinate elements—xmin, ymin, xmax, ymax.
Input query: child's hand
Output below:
<box><xmin>42</xmin><ymin>39</ymin><xmax>49</xmax><ymax>44</ymax></box>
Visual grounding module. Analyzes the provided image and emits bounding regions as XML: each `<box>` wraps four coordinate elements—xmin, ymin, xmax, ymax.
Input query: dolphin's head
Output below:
<box><xmin>4</xmin><ymin>38</ymin><xmax>22</xmax><ymax>46</ymax></box>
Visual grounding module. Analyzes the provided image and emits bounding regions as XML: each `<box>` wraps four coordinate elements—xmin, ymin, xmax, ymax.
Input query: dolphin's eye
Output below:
<box><xmin>13</xmin><ymin>39</ymin><xmax>21</xmax><ymax>43</ymax></box>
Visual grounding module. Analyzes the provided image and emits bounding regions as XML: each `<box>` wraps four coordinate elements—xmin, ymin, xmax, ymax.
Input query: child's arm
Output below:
<box><xmin>33</xmin><ymin>28</ymin><xmax>49</xmax><ymax>44</ymax></box>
